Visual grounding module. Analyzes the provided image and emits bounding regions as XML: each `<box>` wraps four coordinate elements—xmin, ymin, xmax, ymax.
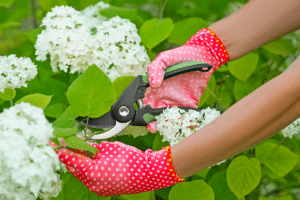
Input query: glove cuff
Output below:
<box><xmin>162</xmin><ymin>146</ymin><xmax>185</xmax><ymax>182</ymax></box>
<box><xmin>185</xmin><ymin>28</ymin><xmax>229</xmax><ymax>70</ymax></box>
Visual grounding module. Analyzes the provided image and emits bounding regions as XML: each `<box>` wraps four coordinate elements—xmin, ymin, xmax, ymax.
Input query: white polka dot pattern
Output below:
<box><xmin>143</xmin><ymin>28</ymin><xmax>229</xmax><ymax>133</ymax></box>
<box><xmin>54</xmin><ymin>141</ymin><xmax>181</xmax><ymax>196</ymax></box>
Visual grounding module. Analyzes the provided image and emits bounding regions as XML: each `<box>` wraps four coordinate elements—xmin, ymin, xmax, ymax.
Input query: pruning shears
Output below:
<box><xmin>77</xmin><ymin>61</ymin><xmax>213</xmax><ymax>140</ymax></box>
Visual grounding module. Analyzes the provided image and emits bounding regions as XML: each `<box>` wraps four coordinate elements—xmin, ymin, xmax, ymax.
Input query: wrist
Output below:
<box><xmin>185</xmin><ymin>28</ymin><xmax>230</xmax><ymax>71</ymax></box>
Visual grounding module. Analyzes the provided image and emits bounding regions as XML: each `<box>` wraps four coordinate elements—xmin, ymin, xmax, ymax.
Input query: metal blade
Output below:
<box><xmin>88</xmin><ymin>121</ymin><xmax>131</xmax><ymax>140</ymax></box>
<box><xmin>77</xmin><ymin>110</ymin><xmax>116</xmax><ymax>129</ymax></box>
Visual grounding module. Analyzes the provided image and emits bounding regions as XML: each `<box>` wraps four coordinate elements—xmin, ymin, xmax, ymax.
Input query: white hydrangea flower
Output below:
<box><xmin>0</xmin><ymin>102</ymin><xmax>62</xmax><ymax>200</ymax></box>
<box><xmin>156</xmin><ymin>106</ymin><xmax>225</xmax><ymax>167</ymax></box>
<box><xmin>0</xmin><ymin>54</ymin><xmax>38</xmax><ymax>92</ymax></box>
<box><xmin>35</xmin><ymin>3</ymin><xmax>150</xmax><ymax>81</ymax></box>
<box><xmin>281</xmin><ymin>118</ymin><xmax>300</xmax><ymax>139</ymax></box>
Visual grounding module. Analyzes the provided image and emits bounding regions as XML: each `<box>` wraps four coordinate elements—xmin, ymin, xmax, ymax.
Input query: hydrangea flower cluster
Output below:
<box><xmin>35</xmin><ymin>2</ymin><xmax>150</xmax><ymax>81</ymax></box>
<box><xmin>0</xmin><ymin>54</ymin><xmax>38</xmax><ymax>92</ymax></box>
<box><xmin>156</xmin><ymin>106</ymin><xmax>226</xmax><ymax>167</ymax></box>
<box><xmin>281</xmin><ymin>117</ymin><xmax>300</xmax><ymax>139</ymax></box>
<box><xmin>0</xmin><ymin>102</ymin><xmax>61</xmax><ymax>200</ymax></box>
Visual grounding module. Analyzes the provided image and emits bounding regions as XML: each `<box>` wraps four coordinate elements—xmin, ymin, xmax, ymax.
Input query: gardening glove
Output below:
<box><xmin>143</xmin><ymin>28</ymin><xmax>229</xmax><ymax>133</ymax></box>
<box><xmin>52</xmin><ymin>140</ymin><xmax>184</xmax><ymax>196</ymax></box>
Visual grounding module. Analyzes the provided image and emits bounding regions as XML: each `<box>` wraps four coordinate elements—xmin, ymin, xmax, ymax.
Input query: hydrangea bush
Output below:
<box><xmin>1</xmin><ymin>0</ymin><xmax>300</xmax><ymax>200</ymax></box>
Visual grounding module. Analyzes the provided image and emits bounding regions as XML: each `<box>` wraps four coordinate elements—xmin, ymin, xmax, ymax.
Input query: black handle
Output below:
<box><xmin>111</xmin><ymin>61</ymin><xmax>213</xmax><ymax>123</ymax></box>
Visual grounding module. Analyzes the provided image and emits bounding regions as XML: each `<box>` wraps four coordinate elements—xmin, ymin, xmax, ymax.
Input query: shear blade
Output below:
<box><xmin>78</xmin><ymin>110</ymin><xmax>116</xmax><ymax>129</ymax></box>
<box><xmin>89</xmin><ymin>121</ymin><xmax>131</xmax><ymax>140</ymax></box>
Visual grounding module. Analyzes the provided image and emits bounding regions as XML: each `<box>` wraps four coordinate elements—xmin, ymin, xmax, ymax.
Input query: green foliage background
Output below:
<box><xmin>1</xmin><ymin>0</ymin><xmax>300</xmax><ymax>200</ymax></box>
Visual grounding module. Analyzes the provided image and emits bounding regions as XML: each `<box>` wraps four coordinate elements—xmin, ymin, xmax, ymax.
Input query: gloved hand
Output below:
<box><xmin>143</xmin><ymin>28</ymin><xmax>229</xmax><ymax>133</ymax></box>
<box><xmin>53</xmin><ymin>140</ymin><xmax>184</xmax><ymax>196</ymax></box>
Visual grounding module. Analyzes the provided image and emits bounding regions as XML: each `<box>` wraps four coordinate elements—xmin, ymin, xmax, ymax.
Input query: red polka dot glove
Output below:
<box><xmin>143</xmin><ymin>28</ymin><xmax>229</xmax><ymax>133</ymax></box>
<box><xmin>54</xmin><ymin>141</ymin><xmax>184</xmax><ymax>196</ymax></box>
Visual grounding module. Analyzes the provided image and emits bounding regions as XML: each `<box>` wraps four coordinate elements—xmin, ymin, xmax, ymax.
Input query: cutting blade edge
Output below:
<box><xmin>77</xmin><ymin>110</ymin><xmax>116</xmax><ymax>129</ymax></box>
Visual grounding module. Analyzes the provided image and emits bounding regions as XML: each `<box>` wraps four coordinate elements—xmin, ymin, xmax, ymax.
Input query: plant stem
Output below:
<box><xmin>10</xmin><ymin>89</ymin><xmax>13</xmax><ymax>106</ymax></box>
<box><xmin>276</xmin><ymin>137</ymin><xmax>286</xmax><ymax>150</ymax></box>
<box><xmin>85</xmin><ymin>115</ymin><xmax>89</xmax><ymax>138</ymax></box>
<box><xmin>159</xmin><ymin>0</ymin><xmax>168</xmax><ymax>19</ymax></box>
<box><xmin>207</xmin><ymin>88</ymin><xmax>222</xmax><ymax>101</ymax></box>
<box><xmin>30</xmin><ymin>0</ymin><xmax>39</xmax><ymax>28</ymax></box>
<box><xmin>249</xmin><ymin>148</ymin><xmax>254</xmax><ymax>158</ymax></box>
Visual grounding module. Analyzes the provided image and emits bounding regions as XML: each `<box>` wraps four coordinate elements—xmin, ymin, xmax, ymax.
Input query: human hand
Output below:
<box><xmin>143</xmin><ymin>28</ymin><xmax>229</xmax><ymax>133</ymax></box>
<box><xmin>53</xmin><ymin>140</ymin><xmax>184</xmax><ymax>196</ymax></box>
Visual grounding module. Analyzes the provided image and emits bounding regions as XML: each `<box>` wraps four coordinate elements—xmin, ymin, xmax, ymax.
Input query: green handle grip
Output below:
<box><xmin>142</xmin><ymin>61</ymin><xmax>213</xmax><ymax>84</ymax></box>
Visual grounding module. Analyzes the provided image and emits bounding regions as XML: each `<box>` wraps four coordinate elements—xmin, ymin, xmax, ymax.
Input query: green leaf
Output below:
<box><xmin>228</xmin><ymin>53</ymin><xmax>259</xmax><ymax>82</ymax></box>
<box><xmin>168</xmin><ymin>17</ymin><xmax>208</xmax><ymax>45</ymax></box>
<box><xmin>0</xmin><ymin>88</ymin><xmax>16</xmax><ymax>101</ymax></box>
<box><xmin>66</xmin><ymin>64</ymin><xmax>116</xmax><ymax>118</ymax></box>
<box><xmin>53</xmin><ymin>127</ymin><xmax>77</xmax><ymax>138</ymax></box>
<box><xmin>0</xmin><ymin>0</ymin><xmax>14</xmax><ymax>8</ymax></box>
<box><xmin>53</xmin><ymin>107</ymin><xmax>78</xmax><ymax>128</ymax></box>
<box><xmin>112</xmin><ymin>76</ymin><xmax>136</xmax><ymax>101</ymax></box>
<box><xmin>24</xmin><ymin>28</ymin><xmax>43</xmax><ymax>43</ymax></box>
<box><xmin>226</xmin><ymin>156</ymin><xmax>261</xmax><ymax>199</ymax></box>
<box><xmin>64</xmin><ymin>135</ymin><xmax>99</xmax><ymax>155</ymax></box>
<box><xmin>152</xmin><ymin>133</ymin><xmax>169</xmax><ymax>151</ymax></box>
<box><xmin>194</xmin><ymin>168</ymin><xmax>210</xmax><ymax>180</ymax></box>
<box><xmin>255</xmin><ymin>142</ymin><xmax>299</xmax><ymax>178</ymax></box>
<box><xmin>215</xmin><ymin>85</ymin><xmax>233</xmax><ymax>109</ymax></box>
<box><xmin>63</xmin><ymin>175</ymin><xmax>111</xmax><ymax>200</ymax></box>
<box><xmin>262</xmin><ymin>38</ymin><xmax>295</xmax><ymax>55</ymax></box>
<box><xmin>216</xmin><ymin>64</ymin><xmax>229</xmax><ymax>72</ymax></box>
<box><xmin>121</xmin><ymin>191</ymin><xmax>153</xmax><ymax>200</ymax></box>
<box><xmin>99</xmin><ymin>6</ymin><xmax>137</xmax><ymax>21</ymax></box>
<box><xmin>208</xmin><ymin>170</ymin><xmax>238</xmax><ymax>200</ymax></box>
<box><xmin>16</xmin><ymin>93</ymin><xmax>52</xmax><ymax>109</ymax></box>
<box><xmin>139</xmin><ymin>18</ymin><xmax>174</xmax><ymax>50</ymax></box>
<box><xmin>39</xmin><ymin>0</ymin><xmax>68</xmax><ymax>11</ymax></box>
<box><xmin>169</xmin><ymin>180</ymin><xmax>214</xmax><ymax>200</ymax></box>
<box><xmin>117</xmin><ymin>125</ymin><xmax>148</xmax><ymax>138</ymax></box>
<box><xmin>258</xmin><ymin>195</ymin><xmax>294</xmax><ymax>200</ymax></box>
<box><xmin>44</xmin><ymin>103</ymin><xmax>64</xmax><ymax>118</ymax></box>
<box><xmin>198</xmin><ymin>74</ymin><xmax>216</xmax><ymax>108</ymax></box>
<box><xmin>233</xmin><ymin>77</ymin><xmax>261</xmax><ymax>101</ymax></box>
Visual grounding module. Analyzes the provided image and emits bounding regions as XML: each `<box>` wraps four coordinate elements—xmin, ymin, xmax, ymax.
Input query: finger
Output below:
<box><xmin>147</xmin><ymin>57</ymin><xmax>167</xmax><ymax>88</ymax></box>
<box><xmin>146</xmin><ymin>121</ymin><xmax>158</xmax><ymax>134</ymax></box>
<box><xmin>56</xmin><ymin>148</ymin><xmax>93</xmax><ymax>172</ymax></box>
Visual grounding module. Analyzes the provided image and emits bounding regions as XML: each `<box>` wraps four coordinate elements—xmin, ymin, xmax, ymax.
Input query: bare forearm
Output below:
<box><xmin>171</xmin><ymin>57</ymin><xmax>300</xmax><ymax>179</ymax></box>
<box><xmin>209</xmin><ymin>0</ymin><xmax>300</xmax><ymax>60</ymax></box>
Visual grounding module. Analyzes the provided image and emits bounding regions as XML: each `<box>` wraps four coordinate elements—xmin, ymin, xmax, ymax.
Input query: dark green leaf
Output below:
<box><xmin>198</xmin><ymin>74</ymin><xmax>216</xmax><ymax>108</ymax></box>
<box><xmin>64</xmin><ymin>135</ymin><xmax>99</xmax><ymax>155</ymax></box>
<box><xmin>139</xmin><ymin>18</ymin><xmax>174</xmax><ymax>50</ymax></box>
<box><xmin>168</xmin><ymin>17</ymin><xmax>208</xmax><ymax>45</ymax></box>
<box><xmin>66</xmin><ymin>64</ymin><xmax>116</xmax><ymax>118</ymax></box>
<box><xmin>53</xmin><ymin>127</ymin><xmax>77</xmax><ymax>138</ymax></box>
<box><xmin>152</xmin><ymin>133</ymin><xmax>169</xmax><ymax>151</ymax></box>
<box><xmin>121</xmin><ymin>191</ymin><xmax>153</xmax><ymax>200</ymax></box>
<box><xmin>44</xmin><ymin>103</ymin><xmax>64</xmax><ymax>118</ymax></box>
<box><xmin>53</xmin><ymin>107</ymin><xmax>78</xmax><ymax>128</ymax></box>
<box><xmin>233</xmin><ymin>77</ymin><xmax>261</xmax><ymax>101</ymax></box>
<box><xmin>208</xmin><ymin>170</ymin><xmax>238</xmax><ymax>200</ymax></box>
<box><xmin>112</xmin><ymin>76</ymin><xmax>136</xmax><ymax>102</ymax></box>
<box><xmin>0</xmin><ymin>0</ymin><xmax>14</xmax><ymax>8</ymax></box>
<box><xmin>39</xmin><ymin>0</ymin><xmax>68</xmax><ymax>12</ymax></box>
